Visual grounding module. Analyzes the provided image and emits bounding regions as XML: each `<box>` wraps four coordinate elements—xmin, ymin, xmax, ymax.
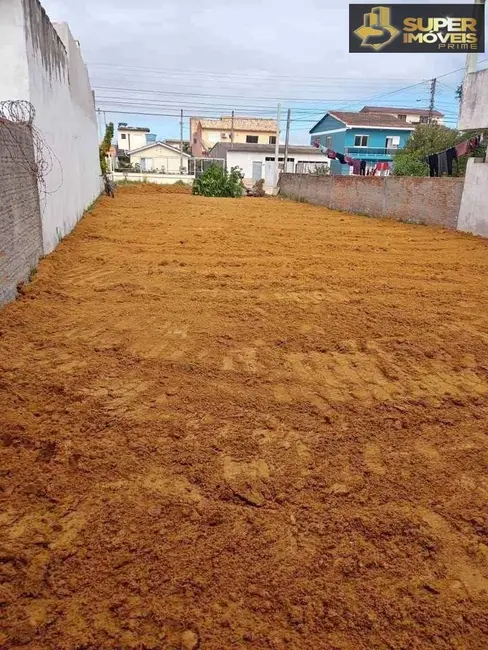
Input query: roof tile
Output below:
<box><xmin>329</xmin><ymin>111</ymin><xmax>415</xmax><ymax>128</ymax></box>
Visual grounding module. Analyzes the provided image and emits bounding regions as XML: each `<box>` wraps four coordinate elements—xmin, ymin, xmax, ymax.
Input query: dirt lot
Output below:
<box><xmin>2</xmin><ymin>184</ymin><xmax>488</xmax><ymax>649</ymax></box>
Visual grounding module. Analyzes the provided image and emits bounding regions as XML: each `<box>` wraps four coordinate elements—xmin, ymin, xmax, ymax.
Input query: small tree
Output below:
<box><xmin>393</xmin><ymin>123</ymin><xmax>479</xmax><ymax>177</ymax></box>
<box><xmin>99</xmin><ymin>122</ymin><xmax>114</xmax><ymax>175</ymax></box>
<box><xmin>192</xmin><ymin>164</ymin><xmax>243</xmax><ymax>197</ymax></box>
<box><xmin>393</xmin><ymin>151</ymin><xmax>429</xmax><ymax>176</ymax></box>
<box><xmin>403</xmin><ymin>123</ymin><xmax>461</xmax><ymax>158</ymax></box>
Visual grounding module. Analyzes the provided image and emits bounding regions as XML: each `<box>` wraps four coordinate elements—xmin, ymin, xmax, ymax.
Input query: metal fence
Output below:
<box><xmin>295</xmin><ymin>161</ymin><xmax>330</xmax><ymax>174</ymax></box>
<box><xmin>344</xmin><ymin>147</ymin><xmax>399</xmax><ymax>157</ymax></box>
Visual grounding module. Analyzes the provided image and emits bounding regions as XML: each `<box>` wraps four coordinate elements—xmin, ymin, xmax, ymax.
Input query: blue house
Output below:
<box><xmin>309</xmin><ymin>110</ymin><xmax>414</xmax><ymax>174</ymax></box>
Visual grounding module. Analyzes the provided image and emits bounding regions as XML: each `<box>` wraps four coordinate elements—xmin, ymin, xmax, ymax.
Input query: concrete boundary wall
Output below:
<box><xmin>0</xmin><ymin>119</ymin><xmax>42</xmax><ymax>305</ymax></box>
<box><xmin>457</xmin><ymin>158</ymin><xmax>488</xmax><ymax>237</ymax></box>
<box><xmin>0</xmin><ymin>0</ymin><xmax>101</xmax><ymax>255</ymax></box>
<box><xmin>279</xmin><ymin>174</ymin><xmax>464</xmax><ymax>229</ymax></box>
<box><xmin>113</xmin><ymin>172</ymin><xmax>194</xmax><ymax>186</ymax></box>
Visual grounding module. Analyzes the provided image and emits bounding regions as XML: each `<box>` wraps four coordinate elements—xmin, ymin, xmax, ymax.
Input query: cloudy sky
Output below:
<box><xmin>42</xmin><ymin>0</ymin><xmax>485</xmax><ymax>142</ymax></box>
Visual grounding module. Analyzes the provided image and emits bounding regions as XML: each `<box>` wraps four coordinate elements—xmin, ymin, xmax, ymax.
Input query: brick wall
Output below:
<box><xmin>0</xmin><ymin>119</ymin><xmax>43</xmax><ymax>305</ymax></box>
<box><xmin>279</xmin><ymin>174</ymin><xmax>464</xmax><ymax>229</ymax></box>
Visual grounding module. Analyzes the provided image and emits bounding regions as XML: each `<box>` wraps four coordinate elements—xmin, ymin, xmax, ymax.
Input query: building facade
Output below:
<box><xmin>309</xmin><ymin>111</ymin><xmax>414</xmax><ymax>175</ymax></box>
<box><xmin>209</xmin><ymin>143</ymin><xmax>329</xmax><ymax>186</ymax></box>
<box><xmin>360</xmin><ymin>106</ymin><xmax>444</xmax><ymax>125</ymax></box>
<box><xmin>117</xmin><ymin>123</ymin><xmax>156</xmax><ymax>152</ymax></box>
<box><xmin>128</xmin><ymin>141</ymin><xmax>190</xmax><ymax>173</ymax></box>
<box><xmin>190</xmin><ymin>116</ymin><xmax>277</xmax><ymax>156</ymax></box>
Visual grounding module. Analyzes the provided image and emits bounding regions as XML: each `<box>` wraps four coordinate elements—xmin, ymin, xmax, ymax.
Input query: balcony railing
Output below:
<box><xmin>344</xmin><ymin>146</ymin><xmax>399</xmax><ymax>157</ymax></box>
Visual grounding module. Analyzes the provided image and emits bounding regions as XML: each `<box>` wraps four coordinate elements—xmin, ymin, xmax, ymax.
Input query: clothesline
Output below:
<box><xmin>425</xmin><ymin>136</ymin><xmax>481</xmax><ymax>177</ymax></box>
<box><xmin>425</xmin><ymin>135</ymin><xmax>481</xmax><ymax>158</ymax></box>
<box><xmin>313</xmin><ymin>134</ymin><xmax>483</xmax><ymax>178</ymax></box>
<box><xmin>312</xmin><ymin>141</ymin><xmax>390</xmax><ymax>176</ymax></box>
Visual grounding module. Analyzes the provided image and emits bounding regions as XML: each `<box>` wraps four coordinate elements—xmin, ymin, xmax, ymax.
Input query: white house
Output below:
<box><xmin>208</xmin><ymin>143</ymin><xmax>329</xmax><ymax>185</ymax></box>
<box><xmin>129</xmin><ymin>141</ymin><xmax>191</xmax><ymax>173</ymax></box>
<box><xmin>117</xmin><ymin>123</ymin><xmax>155</xmax><ymax>152</ymax></box>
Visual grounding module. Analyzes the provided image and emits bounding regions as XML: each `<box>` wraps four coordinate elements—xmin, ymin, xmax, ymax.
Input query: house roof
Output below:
<box><xmin>328</xmin><ymin>111</ymin><xmax>415</xmax><ymax>128</ymax></box>
<box><xmin>361</xmin><ymin>106</ymin><xmax>444</xmax><ymax>118</ymax></box>
<box><xmin>210</xmin><ymin>143</ymin><xmax>327</xmax><ymax>155</ymax></box>
<box><xmin>191</xmin><ymin>116</ymin><xmax>277</xmax><ymax>132</ymax></box>
<box><xmin>118</xmin><ymin>125</ymin><xmax>151</xmax><ymax>132</ymax></box>
<box><xmin>128</xmin><ymin>141</ymin><xmax>191</xmax><ymax>156</ymax></box>
<box><xmin>163</xmin><ymin>139</ymin><xmax>190</xmax><ymax>145</ymax></box>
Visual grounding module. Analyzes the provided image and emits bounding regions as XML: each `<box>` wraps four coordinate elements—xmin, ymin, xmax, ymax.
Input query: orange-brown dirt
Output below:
<box><xmin>2</xmin><ymin>184</ymin><xmax>488</xmax><ymax>650</ymax></box>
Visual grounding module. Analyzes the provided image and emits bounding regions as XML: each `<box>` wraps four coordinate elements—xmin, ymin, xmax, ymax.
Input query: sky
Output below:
<box><xmin>41</xmin><ymin>0</ymin><xmax>487</xmax><ymax>143</ymax></box>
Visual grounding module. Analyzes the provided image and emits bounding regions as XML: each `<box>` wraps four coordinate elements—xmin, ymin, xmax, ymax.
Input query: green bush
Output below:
<box><xmin>192</xmin><ymin>164</ymin><xmax>243</xmax><ymax>197</ymax></box>
<box><xmin>393</xmin><ymin>151</ymin><xmax>429</xmax><ymax>177</ymax></box>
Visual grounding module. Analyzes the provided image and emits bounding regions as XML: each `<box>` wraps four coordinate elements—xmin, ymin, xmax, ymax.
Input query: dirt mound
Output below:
<box><xmin>1</xmin><ymin>186</ymin><xmax>488</xmax><ymax>649</ymax></box>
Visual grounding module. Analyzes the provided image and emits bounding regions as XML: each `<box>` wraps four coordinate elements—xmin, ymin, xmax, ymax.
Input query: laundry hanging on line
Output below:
<box><xmin>313</xmin><ymin>141</ymin><xmax>368</xmax><ymax>176</ymax></box>
<box><xmin>425</xmin><ymin>136</ymin><xmax>481</xmax><ymax>178</ymax></box>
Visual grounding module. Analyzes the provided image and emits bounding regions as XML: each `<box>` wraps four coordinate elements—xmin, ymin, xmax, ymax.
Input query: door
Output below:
<box><xmin>141</xmin><ymin>158</ymin><xmax>153</xmax><ymax>171</ymax></box>
<box><xmin>264</xmin><ymin>160</ymin><xmax>275</xmax><ymax>184</ymax></box>
<box><xmin>252</xmin><ymin>161</ymin><xmax>263</xmax><ymax>182</ymax></box>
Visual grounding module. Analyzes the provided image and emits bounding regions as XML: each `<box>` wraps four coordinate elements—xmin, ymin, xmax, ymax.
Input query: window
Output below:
<box><xmin>397</xmin><ymin>114</ymin><xmax>407</xmax><ymax>121</ymax></box>
<box><xmin>269</xmin><ymin>136</ymin><xmax>276</xmax><ymax>145</ymax></box>
<box><xmin>386</xmin><ymin>136</ymin><xmax>400</xmax><ymax>149</ymax></box>
<box><xmin>354</xmin><ymin>135</ymin><xmax>369</xmax><ymax>147</ymax></box>
<box><xmin>420</xmin><ymin>115</ymin><xmax>429</xmax><ymax>124</ymax></box>
<box><xmin>246</xmin><ymin>135</ymin><xmax>259</xmax><ymax>143</ymax></box>
<box><xmin>121</xmin><ymin>133</ymin><xmax>126</xmax><ymax>140</ymax></box>
<box><xmin>326</xmin><ymin>136</ymin><xmax>332</xmax><ymax>148</ymax></box>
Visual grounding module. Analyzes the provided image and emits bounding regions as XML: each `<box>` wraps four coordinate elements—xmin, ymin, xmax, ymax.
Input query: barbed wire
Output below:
<box><xmin>0</xmin><ymin>99</ymin><xmax>36</xmax><ymax>125</ymax></box>
<box><xmin>0</xmin><ymin>100</ymin><xmax>63</xmax><ymax>211</ymax></box>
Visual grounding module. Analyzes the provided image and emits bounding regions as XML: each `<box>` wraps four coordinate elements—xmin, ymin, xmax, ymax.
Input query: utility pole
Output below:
<box><xmin>180</xmin><ymin>109</ymin><xmax>184</xmax><ymax>174</ymax></box>
<box><xmin>231</xmin><ymin>110</ymin><xmax>235</xmax><ymax>150</ymax></box>
<box><xmin>466</xmin><ymin>0</ymin><xmax>484</xmax><ymax>75</ymax></box>
<box><xmin>273</xmin><ymin>103</ymin><xmax>281</xmax><ymax>191</ymax></box>
<box><xmin>428</xmin><ymin>78</ymin><xmax>437</xmax><ymax>124</ymax></box>
<box><xmin>283</xmin><ymin>108</ymin><xmax>291</xmax><ymax>173</ymax></box>
<box><xmin>96</xmin><ymin>108</ymin><xmax>103</xmax><ymax>141</ymax></box>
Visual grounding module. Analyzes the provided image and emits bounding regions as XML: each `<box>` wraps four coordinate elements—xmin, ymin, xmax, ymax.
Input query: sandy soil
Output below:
<box><xmin>2</xmin><ymin>184</ymin><xmax>488</xmax><ymax>649</ymax></box>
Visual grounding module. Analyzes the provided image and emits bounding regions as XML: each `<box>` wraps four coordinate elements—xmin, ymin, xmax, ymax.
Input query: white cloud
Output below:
<box><xmin>41</xmin><ymin>0</ymin><xmax>477</xmax><ymax>141</ymax></box>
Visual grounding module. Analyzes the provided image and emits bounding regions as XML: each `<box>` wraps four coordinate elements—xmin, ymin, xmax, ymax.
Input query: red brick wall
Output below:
<box><xmin>279</xmin><ymin>174</ymin><xmax>464</xmax><ymax>229</ymax></box>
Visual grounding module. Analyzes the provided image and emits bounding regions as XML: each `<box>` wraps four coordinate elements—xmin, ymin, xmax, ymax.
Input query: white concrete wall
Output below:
<box><xmin>457</xmin><ymin>158</ymin><xmax>488</xmax><ymax>237</ymax></box>
<box><xmin>225</xmin><ymin>150</ymin><xmax>329</xmax><ymax>181</ymax></box>
<box><xmin>118</xmin><ymin>130</ymin><xmax>147</xmax><ymax>151</ymax></box>
<box><xmin>0</xmin><ymin>0</ymin><xmax>30</xmax><ymax>99</ymax></box>
<box><xmin>0</xmin><ymin>0</ymin><xmax>100</xmax><ymax>255</ymax></box>
<box><xmin>458</xmin><ymin>68</ymin><xmax>488</xmax><ymax>131</ymax></box>
<box><xmin>113</xmin><ymin>172</ymin><xmax>193</xmax><ymax>186</ymax></box>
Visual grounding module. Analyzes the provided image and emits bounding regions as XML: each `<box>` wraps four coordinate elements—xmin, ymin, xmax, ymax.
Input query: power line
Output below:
<box><xmin>88</xmin><ymin>61</ymin><xmax>424</xmax><ymax>83</ymax></box>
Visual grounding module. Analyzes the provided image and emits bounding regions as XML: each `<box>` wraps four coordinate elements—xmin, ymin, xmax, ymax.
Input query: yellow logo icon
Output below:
<box><xmin>354</xmin><ymin>6</ymin><xmax>400</xmax><ymax>51</ymax></box>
